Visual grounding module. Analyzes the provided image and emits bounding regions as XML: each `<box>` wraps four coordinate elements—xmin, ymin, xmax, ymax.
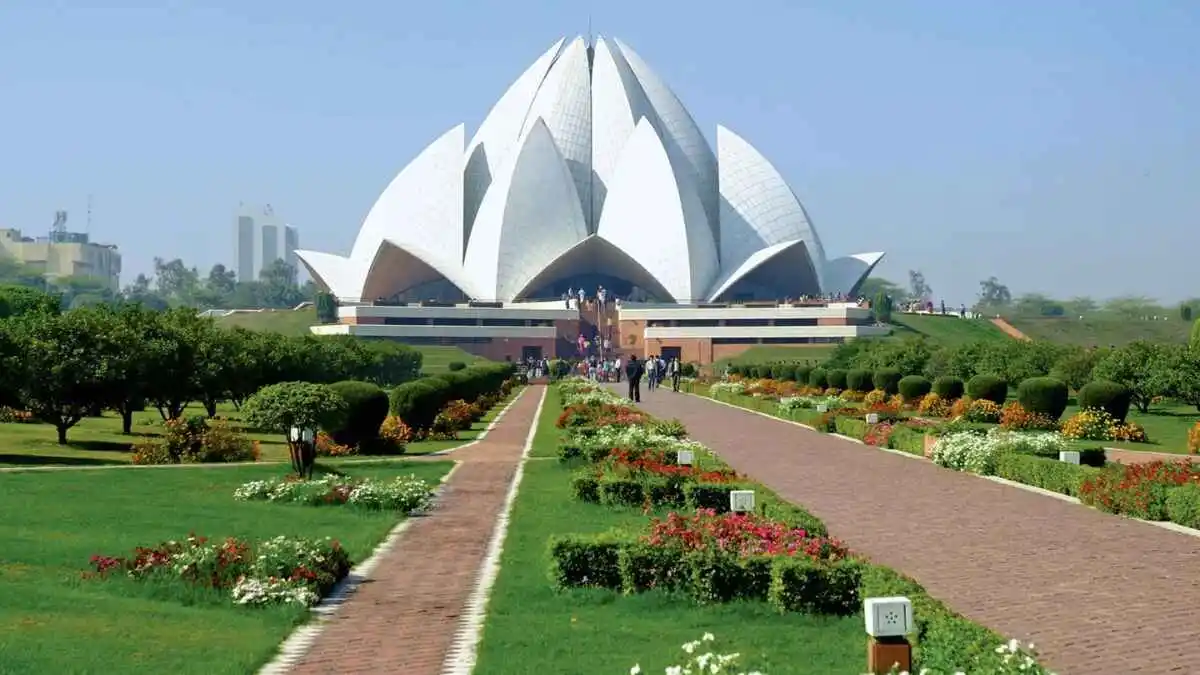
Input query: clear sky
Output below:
<box><xmin>1</xmin><ymin>0</ymin><xmax>1197</xmax><ymax>305</ymax></box>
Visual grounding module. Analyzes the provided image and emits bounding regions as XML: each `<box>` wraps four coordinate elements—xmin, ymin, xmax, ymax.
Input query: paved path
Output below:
<box><xmin>621</xmin><ymin>386</ymin><xmax>1200</xmax><ymax>674</ymax></box>
<box><xmin>283</xmin><ymin>386</ymin><xmax>542</xmax><ymax>675</ymax></box>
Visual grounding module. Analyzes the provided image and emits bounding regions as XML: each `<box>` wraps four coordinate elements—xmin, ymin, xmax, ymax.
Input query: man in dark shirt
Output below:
<box><xmin>625</xmin><ymin>356</ymin><xmax>644</xmax><ymax>402</ymax></box>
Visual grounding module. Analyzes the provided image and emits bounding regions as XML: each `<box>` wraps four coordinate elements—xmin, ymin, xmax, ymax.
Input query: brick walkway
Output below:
<box><xmin>623</xmin><ymin>386</ymin><xmax>1200</xmax><ymax>674</ymax></box>
<box><xmin>282</xmin><ymin>386</ymin><xmax>542</xmax><ymax>675</ymax></box>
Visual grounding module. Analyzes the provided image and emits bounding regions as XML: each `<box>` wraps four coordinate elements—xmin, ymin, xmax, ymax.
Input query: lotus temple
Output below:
<box><xmin>299</xmin><ymin>36</ymin><xmax>887</xmax><ymax>365</ymax></box>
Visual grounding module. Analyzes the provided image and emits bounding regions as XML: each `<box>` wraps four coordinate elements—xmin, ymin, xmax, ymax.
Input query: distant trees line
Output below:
<box><xmin>0</xmin><ymin>286</ymin><xmax>423</xmax><ymax>444</ymax></box>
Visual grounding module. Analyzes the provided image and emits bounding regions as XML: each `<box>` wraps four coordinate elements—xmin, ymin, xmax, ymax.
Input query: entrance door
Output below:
<box><xmin>661</xmin><ymin>346</ymin><xmax>682</xmax><ymax>362</ymax></box>
<box><xmin>522</xmin><ymin>345</ymin><xmax>543</xmax><ymax>362</ymax></box>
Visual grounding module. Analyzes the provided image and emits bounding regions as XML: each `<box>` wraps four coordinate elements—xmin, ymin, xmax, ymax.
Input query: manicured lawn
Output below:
<box><xmin>889</xmin><ymin>313</ymin><xmax>1011</xmax><ymax>345</ymax></box>
<box><xmin>1005</xmin><ymin>315</ymin><xmax>1192</xmax><ymax>346</ymax></box>
<box><xmin>0</xmin><ymin>459</ymin><xmax>453</xmax><ymax>674</ymax></box>
<box><xmin>473</xmin><ymin>388</ymin><xmax>863</xmax><ymax>674</ymax></box>
<box><xmin>0</xmin><ymin>393</ymin><xmax>515</xmax><ymax>467</ymax></box>
<box><xmin>713</xmin><ymin>345</ymin><xmax>836</xmax><ymax>371</ymax></box>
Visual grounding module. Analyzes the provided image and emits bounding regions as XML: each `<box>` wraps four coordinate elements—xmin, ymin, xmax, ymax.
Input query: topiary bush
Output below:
<box><xmin>872</xmin><ymin>368</ymin><xmax>902</xmax><ymax>395</ymax></box>
<box><xmin>447</xmin><ymin>361</ymin><xmax>467</xmax><ymax>371</ymax></box>
<box><xmin>824</xmin><ymin>368</ymin><xmax>848</xmax><ymax>390</ymax></box>
<box><xmin>1077</xmin><ymin>379</ymin><xmax>1133</xmax><ymax>422</ymax></box>
<box><xmin>897</xmin><ymin>375</ymin><xmax>932</xmax><ymax>403</ymax></box>
<box><xmin>794</xmin><ymin>365</ymin><xmax>814</xmax><ymax>385</ymax></box>
<box><xmin>1017</xmin><ymin>377</ymin><xmax>1070</xmax><ymax>420</ymax></box>
<box><xmin>772</xmin><ymin>363</ymin><xmax>797</xmax><ymax>381</ymax></box>
<box><xmin>846</xmin><ymin>369</ymin><xmax>872</xmax><ymax>393</ymax></box>
<box><xmin>932</xmin><ymin>376</ymin><xmax>965</xmax><ymax>401</ymax></box>
<box><xmin>389</xmin><ymin>377</ymin><xmax>450</xmax><ymax>432</ymax></box>
<box><xmin>966</xmin><ymin>374</ymin><xmax>1008</xmax><ymax>404</ymax></box>
<box><xmin>328</xmin><ymin>380</ymin><xmax>390</xmax><ymax>448</ymax></box>
<box><xmin>808</xmin><ymin>368</ymin><xmax>829</xmax><ymax>389</ymax></box>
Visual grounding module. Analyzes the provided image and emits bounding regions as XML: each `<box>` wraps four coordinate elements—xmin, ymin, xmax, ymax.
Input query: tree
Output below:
<box><xmin>142</xmin><ymin>308</ymin><xmax>204</xmax><ymax>419</ymax></box>
<box><xmin>858</xmin><ymin>277</ymin><xmax>907</xmax><ymax>305</ymax></box>
<box><xmin>258</xmin><ymin>260</ymin><xmax>304</xmax><ymax>308</ymax></box>
<box><xmin>1012</xmin><ymin>293</ymin><xmax>1064</xmax><ymax>317</ymax></box>
<box><xmin>907</xmin><ymin>270</ymin><xmax>931</xmax><ymax>303</ymax></box>
<box><xmin>976</xmin><ymin>277</ymin><xmax>1011</xmax><ymax>309</ymax></box>
<box><xmin>0</xmin><ymin>308</ymin><xmax>124</xmax><ymax>444</ymax></box>
<box><xmin>1182</xmin><ymin>304</ymin><xmax>1193</xmax><ymax>322</ymax></box>
<box><xmin>153</xmin><ymin>257</ymin><xmax>200</xmax><ymax>303</ymax></box>
<box><xmin>1169</xmin><ymin>347</ymin><xmax>1200</xmax><ymax>412</ymax></box>
<box><xmin>316</xmin><ymin>291</ymin><xmax>338</xmax><ymax>324</ymax></box>
<box><xmin>872</xmin><ymin>290</ymin><xmax>893</xmax><ymax>323</ymax></box>
<box><xmin>206</xmin><ymin>264</ymin><xmax>237</xmax><ymax>297</ymax></box>
<box><xmin>1050</xmin><ymin>347</ymin><xmax>1109</xmax><ymax>392</ymax></box>
<box><xmin>1192</xmin><ymin>318</ymin><xmax>1200</xmax><ymax>352</ymax></box>
<box><xmin>242</xmin><ymin>382</ymin><xmax>347</xmax><ymax>478</ymax></box>
<box><xmin>1102</xmin><ymin>296</ymin><xmax>1162</xmax><ymax>319</ymax></box>
<box><xmin>0</xmin><ymin>285</ymin><xmax>62</xmax><ymax>318</ymax></box>
<box><xmin>1091</xmin><ymin>341</ymin><xmax>1174</xmax><ymax>413</ymax></box>
<box><xmin>1063</xmin><ymin>297</ymin><xmax>1098</xmax><ymax>316</ymax></box>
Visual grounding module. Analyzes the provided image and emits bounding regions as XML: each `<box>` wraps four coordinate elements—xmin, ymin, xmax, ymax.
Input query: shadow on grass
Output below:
<box><xmin>65</xmin><ymin>439</ymin><xmax>136</xmax><ymax>453</ymax></box>
<box><xmin>0</xmin><ymin>454</ymin><xmax>127</xmax><ymax>467</ymax></box>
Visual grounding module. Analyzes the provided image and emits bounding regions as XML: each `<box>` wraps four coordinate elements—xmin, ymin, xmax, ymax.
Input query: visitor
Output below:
<box><xmin>614</xmin><ymin>355</ymin><xmax>622</xmax><ymax>382</ymax></box>
<box><xmin>577</xmin><ymin>287</ymin><xmax>585</xmax><ymax>307</ymax></box>
<box><xmin>669</xmin><ymin>357</ymin><xmax>681</xmax><ymax>392</ymax></box>
<box><xmin>645</xmin><ymin>354</ymin><xmax>658</xmax><ymax>390</ymax></box>
<box><xmin>562</xmin><ymin>290</ymin><xmax>570</xmax><ymax>309</ymax></box>
<box><xmin>625</xmin><ymin>356</ymin><xmax>644</xmax><ymax>402</ymax></box>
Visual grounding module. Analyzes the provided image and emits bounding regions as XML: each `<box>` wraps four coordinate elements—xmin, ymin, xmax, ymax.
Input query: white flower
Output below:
<box><xmin>630</xmin><ymin>666</ymin><xmax>641</xmax><ymax>675</ymax></box>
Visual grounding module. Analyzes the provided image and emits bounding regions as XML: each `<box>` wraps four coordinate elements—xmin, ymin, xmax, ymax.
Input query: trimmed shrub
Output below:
<box><xmin>388</xmin><ymin>377</ymin><xmax>450</xmax><ymax>431</ymax></box>
<box><xmin>966</xmin><ymin>374</ymin><xmax>1008</xmax><ymax>404</ymax></box>
<box><xmin>688</xmin><ymin>551</ymin><xmax>773</xmax><ymax>604</ymax></box>
<box><xmin>872</xmin><ymin>368</ymin><xmax>903</xmax><ymax>395</ymax></box>
<box><xmin>1017</xmin><ymin>377</ymin><xmax>1070</xmax><ymax>420</ymax></box>
<box><xmin>768</xmin><ymin>557</ymin><xmax>862</xmax><ymax>616</ymax></box>
<box><xmin>328</xmin><ymin>381</ymin><xmax>389</xmax><ymax>448</ymax></box>
<box><xmin>1166</xmin><ymin>484</ymin><xmax>1200</xmax><ymax>529</ymax></box>
<box><xmin>994</xmin><ymin>453</ymin><xmax>1105</xmax><ymax>497</ymax></box>
<box><xmin>825</xmin><ymin>368</ymin><xmax>848</xmax><ymax>390</ymax></box>
<box><xmin>618</xmin><ymin>543</ymin><xmax>688</xmax><ymax>594</ymax></box>
<box><xmin>1077</xmin><ymin>379</ymin><xmax>1133</xmax><ymax>422</ymax></box>
<box><xmin>599</xmin><ymin>478</ymin><xmax>645</xmax><ymax>507</ymax></box>
<box><xmin>794</xmin><ymin>365</ymin><xmax>814</xmax><ymax>385</ymax></box>
<box><xmin>684</xmin><ymin>482</ymin><xmax>757</xmax><ymax>514</ymax></box>
<box><xmin>547</xmin><ymin>534</ymin><xmax>624</xmax><ymax>590</ymax></box>
<box><xmin>807</xmin><ymin>368</ymin><xmax>828</xmax><ymax>389</ymax></box>
<box><xmin>772</xmin><ymin>363</ymin><xmax>797</xmax><ymax>381</ymax></box>
<box><xmin>932</xmin><ymin>376</ymin><xmax>965</xmax><ymax>401</ymax></box>
<box><xmin>845</xmin><ymin>369</ymin><xmax>872</xmax><ymax>393</ymax></box>
<box><xmin>752</xmin><ymin>365</ymin><xmax>768</xmax><ymax>379</ymax></box>
<box><xmin>897</xmin><ymin>375</ymin><xmax>932</xmax><ymax>403</ymax></box>
<box><xmin>447</xmin><ymin>361</ymin><xmax>466</xmax><ymax>371</ymax></box>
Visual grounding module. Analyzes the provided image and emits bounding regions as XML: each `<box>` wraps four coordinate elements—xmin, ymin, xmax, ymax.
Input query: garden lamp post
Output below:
<box><xmin>288</xmin><ymin>426</ymin><xmax>317</xmax><ymax>479</ymax></box>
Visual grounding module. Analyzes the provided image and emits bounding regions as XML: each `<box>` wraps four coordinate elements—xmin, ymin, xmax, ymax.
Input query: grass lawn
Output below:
<box><xmin>0</xmin><ymin>459</ymin><xmax>453</xmax><ymax>674</ymax></box>
<box><xmin>473</xmin><ymin>387</ymin><xmax>863</xmax><ymax>674</ymax></box>
<box><xmin>713</xmin><ymin>345</ymin><xmax>837</xmax><ymax>371</ymax></box>
<box><xmin>0</xmin><ymin>393</ymin><xmax>517</xmax><ymax>467</ymax></box>
<box><xmin>889</xmin><ymin>313</ymin><xmax>1011</xmax><ymax>345</ymax></box>
<box><xmin>1005</xmin><ymin>315</ymin><xmax>1193</xmax><ymax>346</ymax></box>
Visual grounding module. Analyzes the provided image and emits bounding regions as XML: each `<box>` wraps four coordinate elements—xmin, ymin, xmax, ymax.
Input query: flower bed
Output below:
<box><xmin>931</xmin><ymin>429</ymin><xmax>1104</xmax><ymax>475</ymax></box>
<box><xmin>233</xmin><ymin>473</ymin><xmax>435</xmax><ymax>512</ymax></box>
<box><xmin>550</xmin><ymin>378</ymin><xmax>1054</xmax><ymax>674</ymax></box>
<box><xmin>1060</xmin><ymin>408</ymin><xmax>1147</xmax><ymax>442</ymax></box>
<box><xmin>132</xmin><ymin>416</ymin><xmax>260</xmax><ymax>465</ymax></box>
<box><xmin>86</xmin><ymin>533</ymin><xmax>351</xmax><ymax>607</ymax></box>
<box><xmin>1080</xmin><ymin>460</ymin><xmax>1200</xmax><ymax>521</ymax></box>
<box><xmin>570</xmin><ymin>447</ymin><xmax>747</xmax><ymax>510</ymax></box>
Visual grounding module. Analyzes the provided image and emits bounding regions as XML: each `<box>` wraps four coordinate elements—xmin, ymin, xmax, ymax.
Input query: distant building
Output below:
<box><xmin>234</xmin><ymin>204</ymin><xmax>299</xmax><ymax>282</ymax></box>
<box><xmin>0</xmin><ymin>223</ymin><xmax>122</xmax><ymax>291</ymax></box>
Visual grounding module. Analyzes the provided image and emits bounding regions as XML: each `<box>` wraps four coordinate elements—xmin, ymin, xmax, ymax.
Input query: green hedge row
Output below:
<box><xmin>388</xmin><ymin>362</ymin><xmax>515</xmax><ymax>431</ymax></box>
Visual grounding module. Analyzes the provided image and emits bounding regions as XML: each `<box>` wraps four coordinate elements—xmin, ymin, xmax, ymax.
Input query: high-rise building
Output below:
<box><xmin>233</xmin><ymin>204</ymin><xmax>299</xmax><ymax>282</ymax></box>
<box><xmin>0</xmin><ymin>211</ymin><xmax>122</xmax><ymax>291</ymax></box>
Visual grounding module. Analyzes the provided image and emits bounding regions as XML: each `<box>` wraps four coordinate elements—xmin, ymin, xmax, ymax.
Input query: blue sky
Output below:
<box><xmin>1</xmin><ymin>0</ymin><xmax>1196</xmax><ymax>305</ymax></box>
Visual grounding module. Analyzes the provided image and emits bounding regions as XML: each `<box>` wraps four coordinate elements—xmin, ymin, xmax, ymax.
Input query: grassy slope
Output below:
<box><xmin>889</xmin><ymin>314</ymin><xmax>1010</xmax><ymax>345</ymax></box>
<box><xmin>474</xmin><ymin>387</ymin><xmax>862</xmax><ymax>674</ymax></box>
<box><xmin>213</xmin><ymin>308</ymin><xmax>483</xmax><ymax>373</ymax></box>
<box><xmin>0</xmin><ymin>460</ymin><xmax>453</xmax><ymax>674</ymax></box>
<box><xmin>1005</xmin><ymin>315</ymin><xmax>1192</xmax><ymax>346</ymax></box>
<box><xmin>0</xmin><ymin>396</ymin><xmax>513</xmax><ymax>468</ymax></box>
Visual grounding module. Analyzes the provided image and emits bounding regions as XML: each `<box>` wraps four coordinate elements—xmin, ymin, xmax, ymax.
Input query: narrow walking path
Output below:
<box><xmin>990</xmin><ymin>316</ymin><xmax>1032</xmax><ymax>340</ymax></box>
<box><xmin>280</xmin><ymin>386</ymin><xmax>543</xmax><ymax>675</ymax></box>
<box><xmin>623</xmin><ymin>386</ymin><xmax>1200</xmax><ymax>674</ymax></box>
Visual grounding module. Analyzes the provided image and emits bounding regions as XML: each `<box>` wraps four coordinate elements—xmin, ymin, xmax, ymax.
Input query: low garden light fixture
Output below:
<box><xmin>863</xmin><ymin>596</ymin><xmax>913</xmax><ymax>674</ymax></box>
<box><xmin>288</xmin><ymin>426</ymin><xmax>317</xmax><ymax>479</ymax></box>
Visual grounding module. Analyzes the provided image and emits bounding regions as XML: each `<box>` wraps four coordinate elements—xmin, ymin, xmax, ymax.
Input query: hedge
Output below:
<box><xmin>825</xmin><ymin>368</ymin><xmax>849</xmax><ymax>390</ymax></box>
<box><xmin>327</xmin><ymin>380</ymin><xmax>389</xmax><ymax>448</ymax></box>
<box><xmin>965</xmin><ymin>374</ymin><xmax>1007</xmax><ymax>404</ymax></box>
<box><xmin>1017</xmin><ymin>377</ymin><xmax>1069</xmax><ymax>420</ymax></box>
<box><xmin>872</xmin><ymin>367</ymin><xmax>903</xmax><ymax>395</ymax></box>
<box><xmin>898</xmin><ymin>375</ymin><xmax>932</xmax><ymax>402</ymax></box>
<box><xmin>808</xmin><ymin>368</ymin><xmax>828</xmax><ymax>389</ymax></box>
<box><xmin>388</xmin><ymin>363</ymin><xmax>515</xmax><ymax>431</ymax></box>
<box><xmin>1077</xmin><ymin>379</ymin><xmax>1132</xmax><ymax>422</ymax></box>
<box><xmin>993</xmin><ymin>453</ymin><xmax>1106</xmax><ymax>497</ymax></box>
<box><xmin>846</xmin><ymin>368</ymin><xmax>872</xmax><ymax>392</ymax></box>
<box><xmin>932</xmin><ymin>376</ymin><xmax>965</xmax><ymax>400</ymax></box>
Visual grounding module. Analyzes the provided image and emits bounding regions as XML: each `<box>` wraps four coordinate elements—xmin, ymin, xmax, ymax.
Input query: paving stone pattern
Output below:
<box><xmin>622</xmin><ymin>386</ymin><xmax>1200</xmax><ymax>674</ymax></box>
<box><xmin>285</xmin><ymin>386</ymin><xmax>541</xmax><ymax>675</ymax></box>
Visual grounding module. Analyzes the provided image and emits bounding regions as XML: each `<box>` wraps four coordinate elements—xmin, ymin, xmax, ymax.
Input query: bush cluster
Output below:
<box><xmin>388</xmin><ymin>363</ymin><xmax>515</xmax><ymax>434</ymax></box>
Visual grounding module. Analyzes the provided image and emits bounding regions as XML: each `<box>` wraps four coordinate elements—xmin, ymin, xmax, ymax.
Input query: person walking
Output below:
<box><xmin>645</xmin><ymin>354</ymin><xmax>657</xmax><ymax>390</ymax></box>
<box><xmin>669</xmin><ymin>357</ymin><xmax>682</xmax><ymax>392</ymax></box>
<box><xmin>614</xmin><ymin>355</ymin><xmax>622</xmax><ymax>382</ymax></box>
<box><xmin>625</xmin><ymin>356</ymin><xmax>644</xmax><ymax>402</ymax></box>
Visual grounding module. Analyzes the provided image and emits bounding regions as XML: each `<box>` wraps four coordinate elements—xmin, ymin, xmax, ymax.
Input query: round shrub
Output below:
<box><xmin>328</xmin><ymin>381</ymin><xmax>390</xmax><ymax>447</ymax></box>
<box><xmin>771</xmin><ymin>363</ymin><xmax>793</xmax><ymax>381</ymax></box>
<box><xmin>1017</xmin><ymin>377</ymin><xmax>1070</xmax><ymax>420</ymax></box>
<box><xmin>389</xmin><ymin>377</ymin><xmax>451</xmax><ymax>431</ymax></box>
<box><xmin>808</xmin><ymin>367</ymin><xmax>829</xmax><ymax>389</ymax></box>
<box><xmin>681</xmin><ymin>362</ymin><xmax>697</xmax><ymax>377</ymax></box>
<box><xmin>846</xmin><ymin>369</ymin><xmax>872</xmax><ymax>392</ymax></box>
<box><xmin>872</xmin><ymin>367</ymin><xmax>902</xmax><ymax>395</ymax></box>
<box><xmin>1077</xmin><ymin>379</ymin><xmax>1132</xmax><ymax>422</ymax></box>
<box><xmin>932</xmin><ymin>376</ymin><xmax>965</xmax><ymax>401</ymax></box>
<box><xmin>794</xmin><ymin>365</ymin><xmax>814</xmax><ymax>385</ymax></box>
<box><xmin>447</xmin><ymin>361</ymin><xmax>467</xmax><ymax>372</ymax></box>
<box><xmin>966</xmin><ymin>374</ymin><xmax>1008</xmax><ymax>404</ymax></box>
<box><xmin>897</xmin><ymin>375</ymin><xmax>932</xmax><ymax>402</ymax></box>
<box><xmin>825</xmin><ymin>368</ymin><xmax>848</xmax><ymax>390</ymax></box>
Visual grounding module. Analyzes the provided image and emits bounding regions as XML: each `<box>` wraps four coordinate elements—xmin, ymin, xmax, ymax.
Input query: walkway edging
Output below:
<box><xmin>692</xmin><ymin>391</ymin><xmax>1200</xmax><ymax>540</ymax></box>
<box><xmin>442</xmin><ymin>386</ymin><xmax>548</xmax><ymax>675</ymax></box>
<box><xmin>257</xmin><ymin>460</ymin><xmax>464</xmax><ymax>675</ymax></box>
